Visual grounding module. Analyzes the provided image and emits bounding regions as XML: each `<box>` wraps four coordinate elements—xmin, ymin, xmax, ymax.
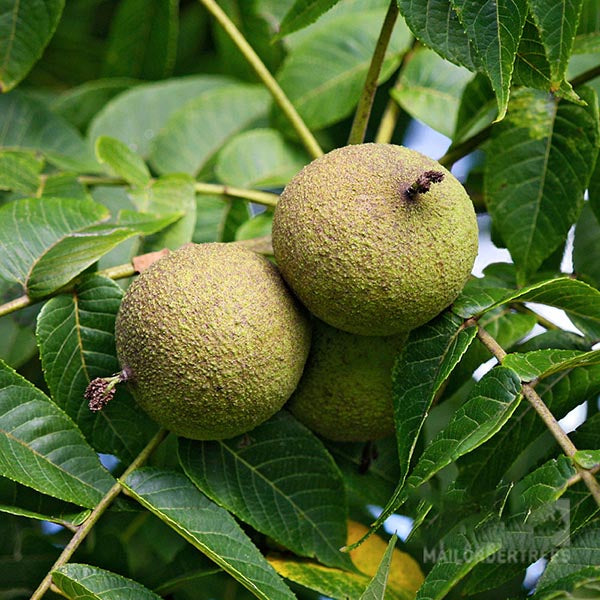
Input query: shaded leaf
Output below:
<box><xmin>511</xmin><ymin>455</ymin><xmax>577</xmax><ymax>513</ymax></box>
<box><xmin>103</xmin><ymin>0</ymin><xmax>177</xmax><ymax>80</ymax></box>
<box><xmin>513</xmin><ymin>18</ymin><xmax>582</xmax><ymax>101</ymax></box>
<box><xmin>574</xmin><ymin>0</ymin><xmax>600</xmax><ymax>52</ymax></box>
<box><xmin>454</xmin><ymin>361</ymin><xmax>600</xmax><ymax>499</ymax></box>
<box><xmin>122</xmin><ymin>468</ymin><xmax>296</xmax><ymax>600</ymax></box>
<box><xmin>416</xmin><ymin>522</ymin><xmax>501</xmax><ymax>600</ymax></box>
<box><xmin>0</xmin><ymin>477</ymin><xmax>90</xmax><ymax>525</ymax></box>
<box><xmin>276</xmin><ymin>0</ymin><xmax>341</xmax><ymax>39</ymax></box>
<box><xmin>484</xmin><ymin>86</ymin><xmax>599</xmax><ymax>283</ymax></box>
<box><xmin>0</xmin><ymin>91</ymin><xmax>98</xmax><ymax>172</ymax></box>
<box><xmin>573</xmin><ymin>202</ymin><xmax>600</xmax><ymax>288</ymax></box>
<box><xmin>533</xmin><ymin>523</ymin><xmax>600</xmax><ymax>598</ymax></box>
<box><xmin>391</xmin><ymin>47</ymin><xmax>472</xmax><ymax>138</ymax></box>
<box><xmin>193</xmin><ymin>194</ymin><xmax>228</xmax><ymax>243</ymax></box>
<box><xmin>36</xmin><ymin>275</ymin><xmax>158</xmax><ymax>462</ymax></box>
<box><xmin>452</xmin><ymin>0</ymin><xmax>527</xmax><ymax>120</ymax></box>
<box><xmin>88</xmin><ymin>75</ymin><xmax>236</xmax><ymax>158</ymax></box>
<box><xmin>0</xmin><ymin>150</ymin><xmax>44</xmax><ymax>194</ymax></box>
<box><xmin>215</xmin><ymin>128</ymin><xmax>308</xmax><ymax>188</ymax></box>
<box><xmin>0</xmin><ymin>0</ymin><xmax>65</xmax><ymax>92</ymax></box>
<box><xmin>150</xmin><ymin>83</ymin><xmax>270</xmax><ymax>175</ymax></box>
<box><xmin>53</xmin><ymin>563</ymin><xmax>162</xmax><ymax>599</ymax></box>
<box><xmin>95</xmin><ymin>136</ymin><xmax>151</xmax><ymax>187</ymax></box>
<box><xmin>51</xmin><ymin>78</ymin><xmax>137</xmax><ymax>132</ymax></box>
<box><xmin>275</xmin><ymin>8</ymin><xmax>411</xmax><ymax>131</ymax></box>
<box><xmin>528</xmin><ymin>0</ymin><xmax>584</xmax><ymax>88</ymax></box>
<box><xmin>394</xmin><ymin>312</ymin><xmax>477</xmax><ymax>487</ymax></box>
<box><xmin>0</xmin><ymin>360</ymin><xmax>115</xmax><ymax>507</ymax></box>
<box><xmin>360</xmin><ymin>534</ymin><xmax>398</xmax><ymax>600</ymax></box>
<box><xmin>453</xmin><ymin>73</ymin><xmax>497</xmax><ymax>142</ymax></box>
<box><xmin>179</xmin><ymin>411</ymin><xmax>351</xmax><ymax>570</ymax></box>
<box><xmin>397</xmin><ymin>0</ymin><xmax>479</xmax><ymax>70</ymax></box>
<box><xmin>362</xmin><ymin>313</ymin><xmax>477</xmax><ymax>537</ymax></box>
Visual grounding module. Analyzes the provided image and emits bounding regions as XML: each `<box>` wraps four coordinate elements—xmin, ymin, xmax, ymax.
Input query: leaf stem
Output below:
<box><xmin>347</xmin><ymin>0</ymin><xmax>398</xmax><ymax>145</ymax></box>
<box><xmin>472</xmin><ymin>321</ymin><xmax>600</xmax><ymax>507</ymax></box>
<box><xmin>30</xmin><ymin>428</ymin><xmax>168</xmax><ymax>600</ymax></box>
<box><xmin>374</xmin><ymin>39</ymin><xmax>417</xmax><ymax>144</ymax></box>
<box><xmin>198</xmin><ymin>0</ymin><xmax>323</xmax><ymax>160</ymax></box>
<box><xmin>194</xmin><ymin>182</ymin><xmax>279</xmax><ymax>207</ymax></box>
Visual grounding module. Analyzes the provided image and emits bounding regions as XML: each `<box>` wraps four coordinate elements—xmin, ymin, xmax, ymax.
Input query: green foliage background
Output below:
<box><xmin>0</xmin><ymin>1</ymin><xmax>599</xmax><ymax>599</ymax></box>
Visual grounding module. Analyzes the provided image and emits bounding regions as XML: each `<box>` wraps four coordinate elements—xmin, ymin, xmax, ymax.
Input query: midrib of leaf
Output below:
<box><xmin>1</xmin><ymin>402</ymin><xmax>108</xmax><ymax>503</ymax></box>
<box><xmin>0</xmin><ymin>0</ymin><xmax>20</xmax><ymax>77</ymax></box>
<box><xmin>219</xmin><ymin>440</ymin><xmax>343</xmax><ymax>559</ymax></box>
<box><xmin>123</xmin><ymin>486</ymin><xmax>268</xmax><ymax>600</ymax></box>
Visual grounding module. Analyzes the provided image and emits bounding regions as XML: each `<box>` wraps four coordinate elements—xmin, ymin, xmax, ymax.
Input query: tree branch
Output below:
<box><xmin>473</xmin><ymin>321</ymin><xmax>600</xmax><ymax>507</ymax></box>
<box><xmin>198</xmin><ymin>0</ymin><xmax>323</xmax><ymax>160</ymax></box>
<box><xmin>31</xmin><ymin>428</ymin><xmax>168</xmax><ymax>600</ymax></box>
<box><xmin>348</xmin><ymin>0</ymin><xmax>398</xmax><ymax>145</ymax></box>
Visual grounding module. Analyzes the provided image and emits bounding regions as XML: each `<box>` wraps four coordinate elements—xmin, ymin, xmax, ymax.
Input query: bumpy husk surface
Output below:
<box><xmin>273</xmin><ymin>143</ymin><xmax>478</xmax><ymax>335</ymax></box>
<box><xmin>116</xmin><ymin>243</ymin><xmax>311</xmax><ymax>440</ymax></box>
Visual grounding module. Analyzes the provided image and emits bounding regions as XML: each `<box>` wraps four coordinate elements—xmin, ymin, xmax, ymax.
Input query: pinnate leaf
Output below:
<box><xmin>0</xmin><ymin>360</ymin><xmax>115</xmax><ymax>508</ymax></box>
<box><xmin>397</xmin><ymin>0</ymin><xmax>479</xmax><ymax>70</ymax></box>
<box><xmin>0</xmin><ymin>92</ymin><xmax>97</xmax><ymax>173</ymax></box>
<box><xmin>215</xmin><ymin>128</ymin><xmax>309</xmax><ymax>188</ymax></box>
<box><xmin>88</xmin><ymin>75</ymin><xmax>235</xmax><ymax>158</ymax></box>
<box><xmin>150</xmin><ymin>83</ymin><xmax>270</xmax><ymax>175</ymax></box>
<box><xmin>451</xmin><ymin>0</ymin><xmax>528</xmax><ymax>120</ymax></box>
<box><xmin>53</xmin><ymin>563</ymin><xmax>162</xmax><ymax>599</ymax></box>
<box><xmin>95</xmin><ymin>136</ymin><xmax>151</xmax><ymax>187</ymax></box>
<box><xmin>276</xmin><ymin>0</ymin><xmax>341</xmax><ymax>39</ymax></box>
<box><xmin>122</xmin><ymin>468</ymin><xmax>296</xmax><ymax>600</ymax></box>
<box><xmin>528</xmin><ymin>0</ymin><xmax>585</xmax><ymax>88</ymax></box>
<box><xmin>275</xmin><ymin>7</ymin><xmax>411</xmax><ymax>131</ymax></box>
<box><xmin>0</xmin><ymin>477</ymin><xmax>90</xmax><ymax>526</ymax></box>
<box><xmin>573</xmin><ymin>203</ymin><xmax>600</xmax><ymax>288</ymax></box>
<box><xmin>0</xmin><ymin>196</ymin><xmax>179</xmax><ymax>299</ymax></box>
<box><xmin>179</xmin><ymin>411</ymin><xmax>351</xmax><ymax>570</ymax></box>
<box><xmin>391</xmin><ymin>47</ymin><xmax>472</xmax><ymax>138</ymax></box>
<box><xmin>36</xmin><ymin>275</ymin><xmax>158</xmax><ymax>462</ymax></box>
<box><xmin>361</xmin><ymin>312</ymin><xmax>477</xmax><ymax>538</ymax></box>
<box><xmin>503</xmin><ymin>348</ymin><xmax>600</xmax><ymax>381</ymax></box>
<box><xmin>573</xmin><ymin>449</ymin><xmax>600</xmax><ymax>469</ymax></box>
<box><xmin>484</xmin><ymin>86</ymin><xmax>599</xmax><ymax>283</ymax></box>
<box><xmin>0</xmin><ymin>0</ymin><xmax>65</xmax><ymax>92</ymax></box>
<box><xmin>360</xmin><ymin>534</ymin><xmax>398</xmax><ymax>600</ymax></box>
<box><xmin>456</xmin><ymin>276</ymin><xmax>600</xmax><ymax>341</ymax></box>
<box><xmin>406</xmin><ymin>366</ymin><xmax>522</xmax><ymax>489</ymax></box>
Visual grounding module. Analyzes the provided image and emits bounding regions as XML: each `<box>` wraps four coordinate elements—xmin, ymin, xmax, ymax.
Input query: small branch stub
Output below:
<box><xmin>85</xmin><ymin>369</ymin><xmax>131</xmax><ymax>411</ymax></box>
<box><xmin>405</xmin><ymin>171</ymin><xmax>444</xmax><ymax>199</ymax></box>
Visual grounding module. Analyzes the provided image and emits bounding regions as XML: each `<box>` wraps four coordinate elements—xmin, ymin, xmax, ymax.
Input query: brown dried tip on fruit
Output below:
<box><xmin>405</xmin><ymin>170</ymin><xmax>444</xmax><ymax>199</ymax></box>
<box><xmin>85</xmin><ymin>369</ymin><xmax>130</xmax><ymax>412</ymax></box>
